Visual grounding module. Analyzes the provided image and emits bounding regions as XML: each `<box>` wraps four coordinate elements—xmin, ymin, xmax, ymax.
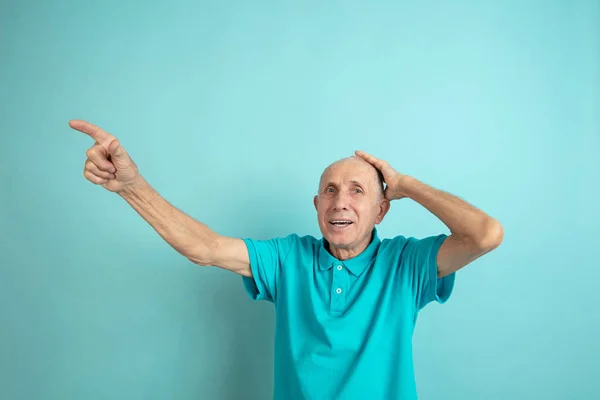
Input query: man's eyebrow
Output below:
<box><xmin>324</xmin><ymin>180</ymin><xmax>369</xmax><ymax>190</ymax></box>
<box><xmin>324</xmin><ymin>180</ymin><xmax>364</xmax><ymax>186</ymax></box>
<box><xmin>321</xmin><ymin>180</ymin><xmax>371</xmax><ymax>190</ymax></box>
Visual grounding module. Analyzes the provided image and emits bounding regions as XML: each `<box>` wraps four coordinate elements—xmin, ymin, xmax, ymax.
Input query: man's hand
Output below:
<box><xmin>354</xmin><ymin>150</ymin><xmax>410</xmax><ymax>201</ymax></box>
<box><xmin>70</xmin><ymin>119</ymin><xmax>140</xmax><ymax>193</ymax></box>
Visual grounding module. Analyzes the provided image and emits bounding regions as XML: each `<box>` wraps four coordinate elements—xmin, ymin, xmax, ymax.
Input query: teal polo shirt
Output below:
<box><xmin>242</xmin><ymin>228</ymin><xmax>455</xmax><ymax>400</ymax></box>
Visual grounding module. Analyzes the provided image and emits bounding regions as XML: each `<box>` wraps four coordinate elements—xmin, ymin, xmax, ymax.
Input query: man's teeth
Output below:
<box><xmin>331</xmin><ymin>220</ymin><xmax>352</xmax><ymax>225</ymax></box>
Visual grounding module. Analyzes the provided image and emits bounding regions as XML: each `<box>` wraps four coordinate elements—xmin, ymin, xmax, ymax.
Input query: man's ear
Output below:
<box><xmin>375</xmin><ymin>198</ymin><xmax>391</xmax><ymax>224</ymax></box>
<box><xmin>313</xmin><ymin>195</ymin><xmax>318</xmax><ymax>212</ymax></box>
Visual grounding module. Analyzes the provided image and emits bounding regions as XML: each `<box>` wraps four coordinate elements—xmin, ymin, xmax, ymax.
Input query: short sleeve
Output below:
<box><xmin>241</xmin><ymin>235</ymin><xmax>295</xmax><ymax>303</ymax></box>
<box><xmin>401</xmin><ymin>234</ymin><xmax>455</xmax><ymax>311</ymax></box>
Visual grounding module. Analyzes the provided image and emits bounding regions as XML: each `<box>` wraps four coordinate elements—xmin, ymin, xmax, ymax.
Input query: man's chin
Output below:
<box><xmin>323</xmin><ymin>231</ymin><xmax>354</xmax><ymax>248</ymax></box>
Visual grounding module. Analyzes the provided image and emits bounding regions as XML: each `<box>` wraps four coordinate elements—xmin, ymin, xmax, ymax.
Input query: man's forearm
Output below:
<box><xmin>118</xmin><ymin>176</ymin><xmax>218</xmax><ymax>264</ymax></box>
<box><xmin>401</xmin><ymin>176</ymin><xmax>503</xmax><ymax>247</ymax></box>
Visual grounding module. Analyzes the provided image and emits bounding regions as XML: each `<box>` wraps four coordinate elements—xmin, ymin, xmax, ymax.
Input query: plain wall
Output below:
<box><xmin>1</xmin><ymin>0</ymin><xmax>598</xmax><ymax>399</ymax></box>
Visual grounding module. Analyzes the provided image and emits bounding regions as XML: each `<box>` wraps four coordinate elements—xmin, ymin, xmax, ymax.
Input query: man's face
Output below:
<box><xmin>313</xmin><ymin>157</ymin><xmax>390</xmax><ymax>253</ymax></box>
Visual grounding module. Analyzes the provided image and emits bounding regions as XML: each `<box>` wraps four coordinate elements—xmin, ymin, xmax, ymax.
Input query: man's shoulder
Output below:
<box><xmin>245</xmin><ymin>232</ymin><xmax>321</xmax><ymax>252</ymax></box>
<box><xmin>283</xmin><ymin>232</ymin><xmax>322</xmax><ymax>250</ymax></box>
<box><xmin>379</xmin><ymin>233</ymin><xmax>447</xmax><ymax>253</ymax></box>
<box><xmin>377</xmin><ymin>233</ymin><xmax>448</xmax><ymax>266</ymax></box>
<box><xmin>255</xmin><ymin>232</ymin><xmax>321</xmax><ymax>266</ymax></box>
<box><xmin>379</xmin><ymin>234</ymin><xmax>410</xmax><ymax>251</ymax></box>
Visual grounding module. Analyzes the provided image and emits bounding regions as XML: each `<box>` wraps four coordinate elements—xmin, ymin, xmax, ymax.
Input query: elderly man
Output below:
<box><xmin>70</xmin><ymin>119</ymin><xmax>503</xmax><ymax>399</ymax></box>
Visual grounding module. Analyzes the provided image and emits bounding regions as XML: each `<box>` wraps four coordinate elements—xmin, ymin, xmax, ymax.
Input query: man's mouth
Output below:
<box><xmin>329</xmin><ymin>220</ymin><xmax>353</xmax><ymax>227</ymax></box>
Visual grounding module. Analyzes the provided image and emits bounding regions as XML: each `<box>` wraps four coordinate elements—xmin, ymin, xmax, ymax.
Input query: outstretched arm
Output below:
<box><xmin>69</xmin><ymin>119</ymin><xmax>251</xmax><ymax>277</ymax></box>
<box><xmin>355</xmin><ymin>150</ymin><xmax>503</xmax><ymax>278</ymax></box>
<box><xmin>118</xmin><ymin>176</ymin><xmax>252</xmax><ymax>277</ymax></box>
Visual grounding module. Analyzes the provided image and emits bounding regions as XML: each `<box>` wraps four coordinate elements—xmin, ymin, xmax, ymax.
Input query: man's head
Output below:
<box><xmin>313</xmin><ymin>156</ymin><xmax>391</xmax><ymax>260</ymax></box>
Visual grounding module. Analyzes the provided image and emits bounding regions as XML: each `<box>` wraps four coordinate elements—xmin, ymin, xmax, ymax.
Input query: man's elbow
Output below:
<box><xmin>476</xmin><ymin>218</ymin><xmax>504</xmax><ymax>251</ymax></box>
<box><xmin>185</xmin><ymin>233</ymin><xmax>220</xmax><ymax>266</ymax></box>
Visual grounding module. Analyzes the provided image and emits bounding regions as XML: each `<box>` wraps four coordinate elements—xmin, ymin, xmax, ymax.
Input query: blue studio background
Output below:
<box><xmin>1</xmin><ymin>0</ymin><xmax>598</xmax><ymax>399</ymax></box>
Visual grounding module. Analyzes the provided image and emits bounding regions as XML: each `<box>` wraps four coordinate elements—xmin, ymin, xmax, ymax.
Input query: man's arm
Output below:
<box><xmin>70</xmin><ymin>119</ymin><xmax>251</xmax><ymax>277</ymax></box>
<box><xmin>354</xmin><ymin>150</ymin><xmax>503</xmax><ymax>278</ymax></box>
<box><xmin>401</xmin><ymin>176</ymin><xmax>503</xmax><ymax>278</ymax></box>
<box><xmin>119</xmin><ymin>176</ymin><xmax>252</xmax><ymax>277</ymax></box>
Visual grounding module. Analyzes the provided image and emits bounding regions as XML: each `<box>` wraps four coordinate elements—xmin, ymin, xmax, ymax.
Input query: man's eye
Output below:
<box><xmin>326</xmin><ymin>188</ymin><xmax>334</xmax><ymax>193</ymax></box>
<box><xmin>354</xmin><ymin>188</ymin><xmax>363</xmax><ymax>193</ymax></box>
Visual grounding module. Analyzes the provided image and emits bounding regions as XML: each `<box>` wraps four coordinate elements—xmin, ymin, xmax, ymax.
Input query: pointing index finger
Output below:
<box><xmin>69</xmin><ymin>119</ymin><xmax>113</xmax><ymax>145</ymax></box>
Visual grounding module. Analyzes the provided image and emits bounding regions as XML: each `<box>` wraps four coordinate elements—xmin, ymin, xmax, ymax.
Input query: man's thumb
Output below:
<box><xmin>108</xmin><ymin>139</ymin><xmax>129</xmax><ymax>164</ymax></box>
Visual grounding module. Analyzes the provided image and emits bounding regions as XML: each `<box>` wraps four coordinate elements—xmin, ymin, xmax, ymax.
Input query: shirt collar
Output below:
<box><xmin>318</xmin><ymin>228</ymin><xmax>381</xmax><ymax>277</ymax></box>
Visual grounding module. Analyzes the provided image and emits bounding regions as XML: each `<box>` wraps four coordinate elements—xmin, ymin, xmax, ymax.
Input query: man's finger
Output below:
<box><xmin>355</xmin><ymin>150</ymin><xmax>384</xmax><ymax>169</ymax></box>
<box><xmin>86</xmin><ymin>144</ymin><xmax>116</xmax><ymax>173</ymax></box>
<box><xmin>69</xmin><ymin>119</ymin><xmax>113</xmax><ymax>144</ymax></box>
<box><xmin>355</xmin><ymin>150</ymin><xmax>398</xmax><ymax>181</ymax></box>
<box><xmin>83</xmin><ymin>170</ymin><xmax>108</xmax><ymax>185</ymax></box>
<box><xmin>85</xmin><ymin>160</ymin><xmax>115</xmax><ymax>180</ymax></box>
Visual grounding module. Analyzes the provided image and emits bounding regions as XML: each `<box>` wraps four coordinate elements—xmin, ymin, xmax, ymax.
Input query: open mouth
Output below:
<box><xmin>329</xmin><ymin>220</ymin><xmax>353</xmax><ymax>227</ymax></box>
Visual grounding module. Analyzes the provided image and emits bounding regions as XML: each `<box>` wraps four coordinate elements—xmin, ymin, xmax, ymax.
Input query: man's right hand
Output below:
<box><xmin>70</xmin><ymin>120</ymin><xmax>140</xmax><ymax>193</ymax></box>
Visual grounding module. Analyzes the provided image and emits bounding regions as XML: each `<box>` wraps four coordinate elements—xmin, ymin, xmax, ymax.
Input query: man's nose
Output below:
<box><xmin>333</xmin><ymin>192</ymin><xmax>350</xmax><ymax>210</ymax></box>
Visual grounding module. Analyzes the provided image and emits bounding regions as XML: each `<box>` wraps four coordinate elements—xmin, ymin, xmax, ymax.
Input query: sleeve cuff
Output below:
<box><xmin>428</xmin><ymin>234</ymin><xmax>455</xmax><ymax>305</ymax></box>
<box><xmin>241</xmin><ymin>238</ymin><xmax>268</xmax><ymax>301</ymax></box>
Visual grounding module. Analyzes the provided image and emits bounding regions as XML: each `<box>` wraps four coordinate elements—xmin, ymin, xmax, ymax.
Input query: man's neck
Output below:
<box><xmin>327</xmin><ymin>232</ymin><xmax>372</xmax><ymax>260</ymax></box>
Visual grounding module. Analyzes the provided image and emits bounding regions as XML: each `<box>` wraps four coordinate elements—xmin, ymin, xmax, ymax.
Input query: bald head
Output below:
<box><xmin>313</xmin><ymin>155</ymin><xmax>392</xmax><ymax>257</ymax></box>
<box><xmin>318</xmin><ymin>156</ymin><xmax>385</xmax><ymax>201</ymax></box>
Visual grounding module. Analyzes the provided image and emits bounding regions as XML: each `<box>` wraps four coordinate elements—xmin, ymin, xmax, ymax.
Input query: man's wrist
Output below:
<box><xmin>118</xmin><ymin>175</ymin><xmax>147</xmax><ymax>199</ymax></box>
<box><xmin>390</xmin><ymin>175</ymin><xmax>414</xmax><ymax>200</ymax></box>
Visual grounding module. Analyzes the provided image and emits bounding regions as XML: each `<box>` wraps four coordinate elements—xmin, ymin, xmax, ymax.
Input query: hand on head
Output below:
<box><xmin>354</xmin><ymin>150</ymin><xmax>409</xmax><ymax>200</ymax></box>
<box><xmin>69</xmin><ymin>119</ymin><xmax>139</xmax><ymax>193</ymax></box>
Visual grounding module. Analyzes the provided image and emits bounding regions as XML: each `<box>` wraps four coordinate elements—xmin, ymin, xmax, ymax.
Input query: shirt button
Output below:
<box><xmin>337</xmin><ymin>265</ymin><xmax>343</xmax><ymax>271</ymax></box>
<box><xmin>336</xmin><ymin>288</ymin><xmax>342</xmax><ymax>294</ymax></box>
